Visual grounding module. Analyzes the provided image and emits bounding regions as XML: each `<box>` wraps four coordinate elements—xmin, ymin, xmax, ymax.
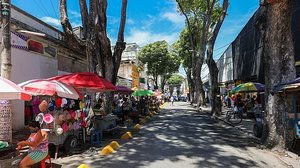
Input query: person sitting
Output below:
<box><xmin>17</xmin><ymin>121</ymin><xmax>48</xmax><ymax>168</ymax></box>
<box><xmin>234</xmin><ymin>95</ymin><xmax>244</xmax><ymax>114</ymax></box>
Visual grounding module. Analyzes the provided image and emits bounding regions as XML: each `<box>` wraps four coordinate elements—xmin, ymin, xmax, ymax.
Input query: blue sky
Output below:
<box><xmin>12</xmin><ymin>0</ymin><xmax>259</xmax><ymax>59</ymax></box>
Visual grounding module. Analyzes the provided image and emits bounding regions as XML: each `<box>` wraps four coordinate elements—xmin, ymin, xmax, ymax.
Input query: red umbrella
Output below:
<box><xmin>18</xmin><ymin>79</ymin><xmax>82</xmax><ymax>99</ymax></box>
<box><xmin>153</xmin><ymin>90</ymin><xmax>162</xmax><ymax>97</ymax></box>
<box><xmin>48</xmin><ymin>72</ymin><xmax>116</xmax><ymax>91</ymax></box>
<box><xmin>116</xmin><ymin>86</ymin><xmax>133</xmax><ymax>93</ymax></box>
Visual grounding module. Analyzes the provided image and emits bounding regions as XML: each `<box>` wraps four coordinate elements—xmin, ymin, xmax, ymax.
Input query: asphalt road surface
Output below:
<box><xmin>54</xmin><ymin>102</ymin><xmax>295</xmax><ymax>168</ymax></box>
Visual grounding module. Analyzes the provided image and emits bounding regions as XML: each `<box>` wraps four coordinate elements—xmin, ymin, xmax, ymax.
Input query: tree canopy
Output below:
<box><xmin>138</xmin><ymin>41</ymin><xmax>180</xmax><ymax>87</ymax></box>
<box><xmin>167</xmin><ymin>74</ymin><xmax>184</xmax><ymax>86</ymax></box>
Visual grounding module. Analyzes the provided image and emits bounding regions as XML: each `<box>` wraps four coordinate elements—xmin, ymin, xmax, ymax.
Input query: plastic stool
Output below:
<box><xmin>40</xmin><ymin>154</ymin><xmax>52</xmax><ymax>168</ymax></box>
<box><xmin>90</xmin><ymin>130</ymin><xmax>101</xmax><ymax>146</ymax></box>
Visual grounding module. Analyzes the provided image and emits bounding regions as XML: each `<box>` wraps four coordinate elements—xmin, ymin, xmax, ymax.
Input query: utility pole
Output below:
<box><xmin>0</xmin><ymin>0</ymin><xmax>11</xmax><ymax>79</ymax></box>
<box><xmin>0</xmin><ymin>0</ymin><xmax>12</xmax><ymax>144</ymax></box>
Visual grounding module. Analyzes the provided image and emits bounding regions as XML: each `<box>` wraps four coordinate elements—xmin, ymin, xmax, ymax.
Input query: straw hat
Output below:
<box><xmin>61</xmin><ymin>98</ymin><xmax>68</xmax><ymax>107</ymax></box>
<box><xmin>43</xmin><ymin>113</ymin><xmax>54</xmax><ymax>124</ymax></box>
<box><xmin>39</xmin><ymin>100</ymin><xmax>48</xmax><ymax>112</ymax></box>
<box><xmin>69</xmin><ymin>110</ymin><xmax>76</xmax><ymax>119</ymax></box>
<box><xmin>35</xmin><ymin>113</ymin><xmax>44</xmax><ymax>124</ymax></box>
<box><xmin>73</xmin><ymin>122</ymin><xmax>81</xmax><ymax>130</ymax></box>
<box><xmin>62</xmin><ymin>122</ymin><xmax>69</xmax><ymax>132</ymax></box>
<box><xmin>55</xmin><ymin>125</ymin><xmax>63</xmax><ymax>135</ymax></box>
<box><xmin>56</xmin><ymin>98</ymin><xmax>62</xmax><ymax>107</ymax></box>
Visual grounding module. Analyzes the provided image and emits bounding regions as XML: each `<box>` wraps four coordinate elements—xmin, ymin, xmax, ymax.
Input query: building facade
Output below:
<box><xmin>0</xmin><ymin>6</ymin><xmax>87</xmax><ymax>129</ymax></box>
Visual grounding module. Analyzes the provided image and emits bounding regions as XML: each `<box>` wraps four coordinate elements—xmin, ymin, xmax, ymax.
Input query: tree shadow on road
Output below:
<box><xmin>59</xmin><ymin>103</ymin><xmax>268</xmax><ymax>168</ymax></box>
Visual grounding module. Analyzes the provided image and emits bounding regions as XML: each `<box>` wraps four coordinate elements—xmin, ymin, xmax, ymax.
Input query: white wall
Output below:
<box><xmin>201</xmin><ymin>64</ymin><xmax>210</xmax><ymax>83</ymax></box>
<box><xmin>10</xmin><ymin>48</ymin><xmax>58</xmax><ymax>130</ymax></box>
<box><xmin>11</xmin><ymin>7</ymin><xmax>60</xmax><ymax>39</ymax></box>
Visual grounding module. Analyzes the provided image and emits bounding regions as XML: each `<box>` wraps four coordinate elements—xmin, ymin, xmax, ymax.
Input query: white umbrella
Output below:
<box><xmin>0</xmin><ymin>76</ymin><xmax>32</xmax><ymax>101</ymax></box>
<box><xmin>18</xmin><ymin>79</ymin><xmax>82</xmax><ymax>99</ymax></box>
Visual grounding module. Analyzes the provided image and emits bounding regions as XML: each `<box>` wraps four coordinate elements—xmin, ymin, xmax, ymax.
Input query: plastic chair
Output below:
<box><xmin>40</xmin><ymin>154</ymin><xmax>52</xmax><ymax>168</ymax></box>
<box><xmin>90</xmin><ymin>129</ymin><xmax>102</xmax><ymax>146</ymax></box>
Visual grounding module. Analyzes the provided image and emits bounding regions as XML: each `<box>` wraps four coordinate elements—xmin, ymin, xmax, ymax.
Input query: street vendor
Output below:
<box><xmin>17</xmin><ymin>121</ymin><xmax>49</xmax><ymax>168</ymax></box>
<box><xmin>93</xmin><ymin>98</ymin><xmax>106</xmax><ymax>116</ymax></box>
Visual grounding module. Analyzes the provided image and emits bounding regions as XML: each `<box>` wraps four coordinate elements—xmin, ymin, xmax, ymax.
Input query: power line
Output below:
<box><xmin>50</xmin><ymin>0</ymin><xmax>59</xmax><ymax>20</ymax></box>
<box><xmin>32</xmin><ymin>0</ymin><xmax>49</xmax><ymax>17</ymax></box>
<box><xmin>33</xmin><ymin>0</ymin><xmax>52</xmax><ymax>17</ymax></box>
<box><xmin>213</xmin><ymin>42</ymin><xmax>231</xmax><ymax>52</ymax></box>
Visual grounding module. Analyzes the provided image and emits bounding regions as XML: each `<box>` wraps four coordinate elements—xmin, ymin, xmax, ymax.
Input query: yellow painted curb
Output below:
<box><xmin>160</xmin><ymin>103</ymin><xmax>167</xmax><ymax>108</ymax></box>
<box><xmin>78</xmin><ymin>164</ymin><xmax>89</xmax><ymax>168</ymax></box>
<box><xmin>134</xmin><ymin>124</ymin><xmax>141</xmax><ymax>130</ymax></box>
<box><xmin>145</xmin><ymin>116</ymin><xmax>151</xmax><ymax>120</ymax></box>
<box><xmin>121</xmin><ymin>131</ymin><xmax>133</xmax><ymax>140</ymax></box>
<box><xmin>109</xmin><ymin>141</ymin><xmax>120</xmax><ymax>150</ymax></box>
<box><xmin>140</xmin><ymin>119</ymin><xmax>146</xmax><ymax>125</ymax></box>
<box><xmin>100</xmin><ymin>145</ymin><xmax>115</xmax><ymax>156</ymax></box>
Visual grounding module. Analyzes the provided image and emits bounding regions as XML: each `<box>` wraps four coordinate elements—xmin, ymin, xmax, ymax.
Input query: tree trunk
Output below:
<box><xmin>262</xmin><ymin>0</ymin><xmax>296</xmax><ymax>150</ymax></box>
<box><xmin>186</xmin><ymin>69</ymin><xmax>193</xmax><ymax>102</ymax></box>
<box><xmin>206</xmin><ymin>0</ymin><xmax>228</xmax><ymax>116</ymax></box>
<box><xmin>193</xmin><ymin>57</ymin><xmax>206</xmax><ymax>108</ymax></box>
<box><xmin>207</xmin><ymin>47</ymin><xmax>221</xmax><ymax>116</ymax></box>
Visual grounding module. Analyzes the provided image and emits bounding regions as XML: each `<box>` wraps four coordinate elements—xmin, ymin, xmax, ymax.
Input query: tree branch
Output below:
<box><xmin>208</xmin><ymin>0</ymin><xmax>229</xmax><ymax>51</ymax></box>
<box><xmin>59</xmin><ymin>0</ymin><xmax>85</xmax><ymax>51</ymax></box>
<box><xmin>79</xmin><ymin>0</ymin><xmax>88</xmax><ymax>38</ymax></box>
<box><xmin>117</xmin><ymin>0</ymin><xmax>127</xmax><ymax>42</ymax></box>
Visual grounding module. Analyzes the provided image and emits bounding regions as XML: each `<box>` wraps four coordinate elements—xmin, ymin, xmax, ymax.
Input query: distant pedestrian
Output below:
<box><xmin>170</xmin><ymin>96</ymin><xmax>174</xmax><ymax>106</ymax></box>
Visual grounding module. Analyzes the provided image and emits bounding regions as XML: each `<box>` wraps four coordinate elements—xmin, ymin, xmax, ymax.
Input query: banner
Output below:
<box><xmin>132</xmin><ymin>64</ymin><xmax>139</xmax><ymax>88</ymax></box>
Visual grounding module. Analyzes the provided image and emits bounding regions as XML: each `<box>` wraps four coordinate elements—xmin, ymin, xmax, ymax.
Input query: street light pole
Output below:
<box><xmin>0</xmin><ymin>0</ymin><xmax>11</xmax><ymax>79</ymax></box>
<box><xmin>0</xmin><ymin>0</ymin><xmax>12</xmax><ymax>144</ymax></box>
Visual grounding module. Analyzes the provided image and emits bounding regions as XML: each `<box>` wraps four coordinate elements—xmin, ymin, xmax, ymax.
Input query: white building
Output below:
<box><xmin>0</xmin><ymin>6</ymin><xmax>87</xmax><ymax>130</ymax></box>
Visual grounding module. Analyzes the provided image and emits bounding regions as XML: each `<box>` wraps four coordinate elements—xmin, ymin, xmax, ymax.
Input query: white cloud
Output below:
<box><xmin>127</xmin><ymin>18</ymin><xmax>135</xmax><ymax>25</ymax></box>
<box><xmin>41</xmin><ymin>16</ymin><xmax>82</xmax><ymax>29</ymax></box>
<box><xmin>161</xmin><ymin>12</ymin><xmax>184</xmax><ymax>26</ymax></box>
<box><xmin>41</xmin><ymin>16</ymin><xmax>60</xmax><ymax>27</ymax></box>
<box><xmin>126</xmin><ymin>28</ymin><xmax>179</xmax><ymax>46</ymax></box>
<box><xmin>69</xmin><ymin>10</ymin><xmax>81</xmax><ymax>18</ymax></box>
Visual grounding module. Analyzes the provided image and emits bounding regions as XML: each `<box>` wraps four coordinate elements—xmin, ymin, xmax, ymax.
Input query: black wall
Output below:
<box><xmin>232</xmin><ymin>8</ymin><xmax>264</xmax><ymax>83</ymax></box>
<box><xmin>292</xmin><ymin>0</ymin><xmax>300</xmax><ymax>76</ymax></box>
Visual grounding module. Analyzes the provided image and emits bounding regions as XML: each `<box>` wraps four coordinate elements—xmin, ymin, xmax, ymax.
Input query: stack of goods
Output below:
<box><xmin>34</xmin><ymin>97</ymin><xmax>88</xmax><ymax>136</ymax></box>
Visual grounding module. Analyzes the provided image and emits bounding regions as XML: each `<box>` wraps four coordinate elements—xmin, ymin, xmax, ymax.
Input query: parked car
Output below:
<box><xmin>178</xmin><ymin>96</ymin><xmax>187</xmax><ymax>102</ymax></box>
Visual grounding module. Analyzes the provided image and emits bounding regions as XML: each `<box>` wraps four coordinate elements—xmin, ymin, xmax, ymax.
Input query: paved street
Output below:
<box><xmin>54</xmin><ymin>102</ymin><xmax>299</xmax><ymax>168</ymax></box>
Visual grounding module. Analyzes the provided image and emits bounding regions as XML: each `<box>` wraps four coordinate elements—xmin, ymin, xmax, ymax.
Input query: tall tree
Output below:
<box><xmin>138</xmin><ymin>41</ymin><xmax>180</xmax><ymax>91</ymax></box>
<box><xmin>259</xmin><ymin>0</ymin><xmax>296</xmax><ymax>150</ymax></box>
<box><xmin>60</xmin><ymin>0</ymin><xmax>127</xmax><ymax>112</ymax></box>
<box><xmin>167</xmin><ymin>74</ymin><xmax>184</xmax><ymax>97</ymax></box>
<box><xmin>176</xmin><ymin>0</ymin><xmax>229</xmax><ymax>115</ymax></box>
<box><xmin>173</xmin><ymin>28</ymin><xmax>194</xmax><ymax>102</ymax></box>
<box><xmin>206</xmin><ymin>0</ymin><xmax>229</xmax><ymax>116</ymax></box>
<box><xmin>175</xmin><ymin>0</ymin><xmax>207</xmax><ymax>108</ymax></box>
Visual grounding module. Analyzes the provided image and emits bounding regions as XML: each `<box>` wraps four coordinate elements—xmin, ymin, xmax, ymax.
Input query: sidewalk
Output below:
<box><xmin>197</xmin><ymin>104</ymin><xmax>300</xmax><ymax>167</ymax></box>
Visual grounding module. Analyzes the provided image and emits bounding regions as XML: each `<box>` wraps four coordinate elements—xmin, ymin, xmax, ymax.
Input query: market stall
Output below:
<box><xmin>274</xmin><ymin>77</ymin><xmax>300</xmax><ymax>147</ymax></box>
<box><xmin>0</xmin><ymin>77</ymin><xmax>32</xmax><ymax>167</ymax></box>
<box><xmin>49</xmin><ymin>73</ymin><xmax>119</xmax><ymax>145</ymax></box>
<box><xmin>19</xmin><ymin>79</ymin><xmax>85</xmax><ymax>159</ymax></box>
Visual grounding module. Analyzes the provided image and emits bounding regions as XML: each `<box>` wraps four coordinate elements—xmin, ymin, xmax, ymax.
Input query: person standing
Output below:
<box><xmin>170</xmin><ymin>96</ymin><xmax>174</xmax><ymax>106</ymax></box>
